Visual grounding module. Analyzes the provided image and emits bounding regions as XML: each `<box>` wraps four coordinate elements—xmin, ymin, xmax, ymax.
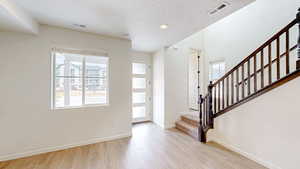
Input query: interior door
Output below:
<box><xmin>132</xmin><ymin>62</ymin><xmax>151</xmax><ymax>123</ymax></box>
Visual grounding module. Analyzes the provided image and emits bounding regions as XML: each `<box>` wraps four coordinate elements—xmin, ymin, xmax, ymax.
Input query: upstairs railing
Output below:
<box><xmin>198</xmin><ymin>9</ymin><xmax>300</xmax><ymax>143</ymax></box>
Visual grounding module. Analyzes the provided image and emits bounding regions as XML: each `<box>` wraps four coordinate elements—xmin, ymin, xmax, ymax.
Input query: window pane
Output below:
<box><xmin>212</xmin><ymin>64</ymin><xmax>219</xmax><ymax>73</ymax></box>
<box><xmin>132</xmin><ymin>63</ymin><xmax>146</xmax><ymax>75</ymax></box>
<box><xmin>55</xmin><ymin>54</ymin><xmax>65</xmax><ymax>77</ymax></box>
<box><xmin>219</xmin><ymin>62</ymin><xmax>225</xmax><ymax>73</ymax></box>
<box><xmin>210</xmin><ymin>62</ymin><xmax>225</xmax><ymax>81</ymax></box>
<box><xmin>53</xmin><ymin>52</ymin><xmax>109</xmax><ymax>108</ymax></box>
<box><xmin>133</xmin><ymin>78</ymin><xmax>146</xmax><ymax>89</ymax></box>
<box><xmin>86</xmin><ymin>56</ymin><xmax>108</xmax><ymax>77</ymax></box>
<box><xmin>55</xmin><ymin>53</ymin><xmax>83</xmax><ymax>77</ymax></box>
<box><xmin>133</xmin><ymin>92</ymin><xmax>146</xmax><ymax>104</ymax></box>
<box><xmin>55</xmin><ymin>77</ymin><xmax>65</xmax><ymax>107</ymax></box>
<box><xmin>133</xmin><ymin>106</ymin><xmax>146</xmax><ymax>118</ymax></box>
<box><xmin>85</xmin><ymin>78</ymin><xmax>107</xmax><ymax>104</ymax></box>
<box><xmin>70</xmin><ymin>78</ymin><xmax>83</xmax><ymax>106</ymax></box>
<box><xmin>55</xmin><ymin>77</ymin><xmax>82</xmax><ymax>107</ymax></box>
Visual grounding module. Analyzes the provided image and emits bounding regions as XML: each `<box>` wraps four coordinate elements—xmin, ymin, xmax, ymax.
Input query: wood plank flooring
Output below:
<box><xmin>0</xmin><ymin>123</ymin><xmax>266</xmax><ymax>169</ymax></box>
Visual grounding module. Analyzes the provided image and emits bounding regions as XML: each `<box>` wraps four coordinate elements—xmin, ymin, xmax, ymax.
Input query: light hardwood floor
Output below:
<box><xmin>0</xmin><ymin>123</ymin><xmax>266</xmax><ymax>169</ymax></box>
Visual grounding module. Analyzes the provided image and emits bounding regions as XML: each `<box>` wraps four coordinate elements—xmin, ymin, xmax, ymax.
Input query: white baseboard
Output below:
<box><xmin>0</xmin><ymin>132</ymin><xmax>132</xmax><ymax>162</ymax></box>
<box><xmin>211</xmin><ymin>139</ymin><xmax>281</xmax><ymax>169</ymax></box>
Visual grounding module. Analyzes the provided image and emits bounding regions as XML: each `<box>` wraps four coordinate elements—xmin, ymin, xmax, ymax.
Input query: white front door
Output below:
<box><xmin>132</xmin><ymin>62</ymin><xmax>151</xmax><ymax>123</ymax></box>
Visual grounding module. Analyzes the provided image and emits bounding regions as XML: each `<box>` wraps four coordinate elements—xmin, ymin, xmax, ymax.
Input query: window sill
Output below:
<box><xmin>52</xmin><ymin>104</ymin><xmax>110</xmax><ymax>110</ymax></box>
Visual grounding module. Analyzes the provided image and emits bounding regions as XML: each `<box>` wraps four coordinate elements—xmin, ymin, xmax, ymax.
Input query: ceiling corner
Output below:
<box><xmin>0</xmin><ymin>0</ymin><xmax>39</xmax><ymax>34</ymax></box>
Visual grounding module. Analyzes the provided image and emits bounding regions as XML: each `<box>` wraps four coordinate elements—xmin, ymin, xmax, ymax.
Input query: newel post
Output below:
<box><xmin>197</xmin><ymin>54</ymin><xmax>206</xmax><ymax>143</ymax></box>
<box><xmin>198</xmin><ymin>95</ymin><xmax>206</xmax><ymax>143</ymax></box>
<box><xmin>297</xmin><ymin>8</ymin><xmax>300</xmax><ymax>69</ymax></box>
<box><xmin>208</xmin><ymin>81</ymin><xmax>214</xmax><ymax>128</ymax></box>
<box><xmin>198</xmin><ymin>95</ymin><xmax>203</xmax><ymax>125</ymax></box>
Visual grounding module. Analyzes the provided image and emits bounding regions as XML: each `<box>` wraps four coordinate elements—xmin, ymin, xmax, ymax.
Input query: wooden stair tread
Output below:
<box><xmin>176</xmin><ymin>120</ymin><xmax>197</xmax><ymax>131</ymax></box>
<box><xmin>181</xmin><ymin>114</ymin><xmax>200</xmax><ymax>127</ymax></box>
<box><xmin>182</xmin><ymin>114</ymin><xmax>199</xmax><ymax>122</ymax></box>
<box><xmin>175</xmin><ymin>120</ymin><xmax>198</xmax><ymax>139</ymax></box>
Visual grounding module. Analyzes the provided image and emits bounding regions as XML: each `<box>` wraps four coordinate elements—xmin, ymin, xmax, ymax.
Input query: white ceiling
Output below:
<box><xmin>0</xmin><ymin>0</ymin><xmax>38</xmax><ymax>34</ymax></box>
<box><xmin>1</xmin><ymin>0</ymin><xmax>253</xmax><ymax>52</ymax></box>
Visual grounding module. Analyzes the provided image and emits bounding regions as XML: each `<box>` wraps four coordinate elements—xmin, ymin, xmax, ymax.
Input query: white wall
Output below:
<box><xmin>203</xmin><ymin>0</ymin><xmax>299</xmax><ymax>71</ymax></box>
<box><xmin>152</xmin><ymin>28</ymin><xmax>209</xmax><ymax>128</ymax></box>
<box><xmin>152</xmin><ymin>49</ymin><xmax>165</xmax><ymax>128</ymax></box>
<box><xmin>164</xmin><ymin>47</ymin><xmax>189</xmax><ymax>128</ymax></box>
<box><xmin>0</xmin><ymin>25</ymin><xmax>132</xmax><ymax>161</ymax></box>
<box><xmin>200</xmin><ymin>1</ymin><xmax>300</xmax><ymax>169</ymax></box>
<box><xmin>161</xmin><ymin>0</ymin><xmax>300</xmax><ymax>168</ymax></box>
<box><xmin>208</xmin><ymin>77</ymin><xmax>300</xmax><ymax>169</ymax></box>
<box><xmin>176</xmin><ymin>0</ymin><xmax>299</xmax><ymax>87</ymax></box>
<box><xmin>0</xmin><ymin>0</ymin><xmax>39</xmax><ymax>34</ymax></box>
<box><xmin>152</xmin><ymin>45</ymin><xmax>194</xmax><ymax>128</ymax></box>
<box><xmin>188</xmin><ymin>50</ymin><xmax>200</xmax><ymax>110</ymax></box>
<box><xmin>174</xmin><ymin>30</ymin><xmax>208</xmax><ymax>94</ymax></box>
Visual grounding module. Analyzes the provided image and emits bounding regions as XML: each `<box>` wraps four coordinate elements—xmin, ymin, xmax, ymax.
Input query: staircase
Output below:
<box><xmin>175</xmin><ymin>112</ymin><xmax>199</xmax><ymax>139</ymax></box>
<box><xmin>176</xmin><ymin>9</ymin><xmax>300</xmax><ymax>143</ymax></box>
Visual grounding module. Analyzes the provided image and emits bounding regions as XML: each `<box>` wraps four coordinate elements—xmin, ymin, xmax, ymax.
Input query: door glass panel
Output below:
<box><xmin>133</xmin><ymin>92</ymin><xmax>146</xmax><ymax>104</ymax></box>
<box><xmin>132</xmin><ymin>78</ymin><xmax>146</xmax><ymax>89</ymax></box>
<box><xmin>133</xmin><ymin>106</ymin><xmax>146</xmax><ymax>118</ymax></box>
<box><xmin>132</xmin><ymin>63</ymin><xmax>146</xmax><ymax>75</ymax></box>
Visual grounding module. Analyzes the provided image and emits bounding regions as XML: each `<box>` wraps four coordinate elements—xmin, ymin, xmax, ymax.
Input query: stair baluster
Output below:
<box><xmin>197</xmin><ymin>9</ymin><xmax>300</xmax><ymax>143</ymax></box>
<box><xmin>178</xmin><ymin>9</ymin><xmax>300</xmax><ymax>143</ymax></box>
<box><xmin>297</xmin><ymin>8</ymin><xmax>300</xmax><ymax>69</ymax></box>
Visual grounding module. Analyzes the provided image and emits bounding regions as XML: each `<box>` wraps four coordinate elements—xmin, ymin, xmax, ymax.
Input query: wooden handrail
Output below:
<box><xmin>297</xmin><ymin>8</ymin><xmax>300</xmax><ymax>69</ymax></box>
<box><xmin>211</xmin><ymin>18</ymin><xmax>298</xmax><ymax>114</ymax></box>
<box><xmin>214</xmin><ymin>69</ymin><xmax>300</xmax><ymax>118</ymax></box>
<box><xmin>198</xmin><ymin>10</ymin><xmax>300</xmax><ymax>143</ymax></box>
<box><xmin>236</xmin><ymin>45</ymin><xmax>297</xmax><ymax>86</ymax></box>
<box><xmin>212</xmin><ymin>19</ymin><xmax>297</xmax><ymax>87</ymax></box>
